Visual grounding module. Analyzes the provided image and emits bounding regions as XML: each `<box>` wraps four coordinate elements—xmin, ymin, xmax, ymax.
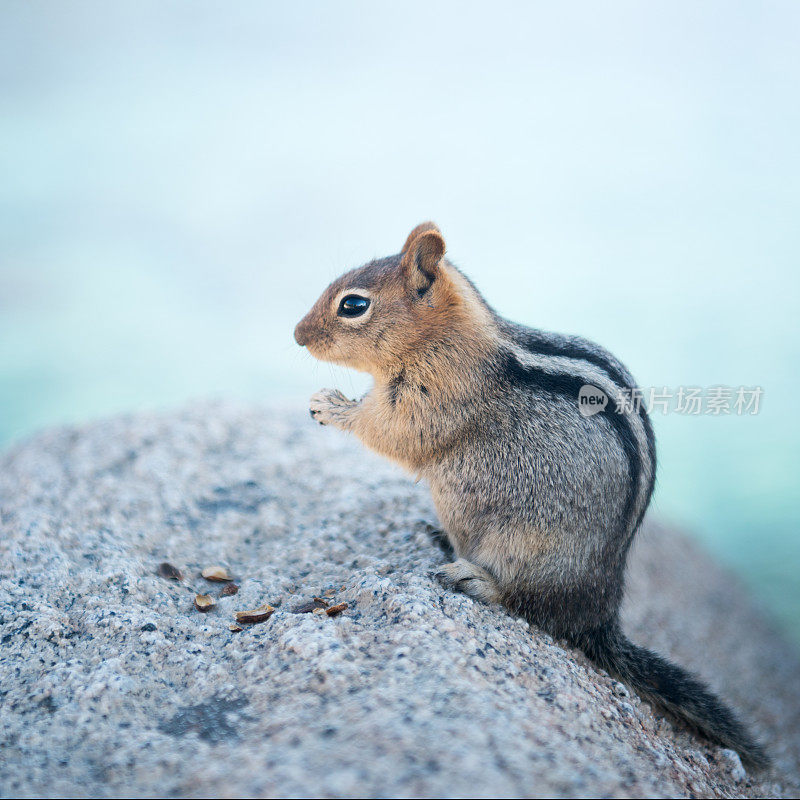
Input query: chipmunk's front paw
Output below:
<box><xmin>309</xmin><ymin>388</ymin><xmax>356</xmax><ymax>427</ymax></box>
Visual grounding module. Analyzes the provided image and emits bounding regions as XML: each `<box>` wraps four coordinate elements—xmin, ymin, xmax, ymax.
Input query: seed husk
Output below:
<box><xmin>201</xmin><ymin>565</ymin><xmax>232</xmax><ymax>582</ymax></box>
<box><xmin>292</xmin><ymin>598</ymin><xmax>329</xmax><ymax>614</ymax></box>
<box><xmin>229</xmin><ymin>624</ymin><xmax>243</xmax><ymax>632</ymax></box>
<box><xmin>220</xmin><ymin>583</ymin><xmax>239</xmax><ymax>597</ymax></box>
<box><xmin>194</xmin><ymin>594</ymin><xmax>215</xmax><ymax>612</ymax></box>
<box><xmin>158</xmin><ymin>562</ymin><xmax>183</xmax><ymax>581</ymax></box>
<box><xmin>325</xmin><ymin>602</ymin><xmax>348</xmax><ymax>617</ymax></box>
<box><xmin>235</xmin><ymin>604</ymin><xmax>275</xmax><ymax>625</ymax></box>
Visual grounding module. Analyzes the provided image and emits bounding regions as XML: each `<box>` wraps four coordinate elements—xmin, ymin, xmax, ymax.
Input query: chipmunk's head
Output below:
<box><xmin>294</xmin><ymin>222</ymin><xmax>489</xmax><ymax>376</ymax></box>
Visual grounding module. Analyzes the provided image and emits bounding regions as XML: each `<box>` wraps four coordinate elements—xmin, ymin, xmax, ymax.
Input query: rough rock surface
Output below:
<box><xmin>0</xmin><ymin>402</ymin><xmax>798</xmax><ymax>799</ymax></box>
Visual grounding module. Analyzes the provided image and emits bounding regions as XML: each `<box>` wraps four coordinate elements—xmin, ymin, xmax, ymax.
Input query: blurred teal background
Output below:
<box><xmin>1</xmin><ymin>2</ymin><xmax>798</xmax><ymax>640</ymax></box>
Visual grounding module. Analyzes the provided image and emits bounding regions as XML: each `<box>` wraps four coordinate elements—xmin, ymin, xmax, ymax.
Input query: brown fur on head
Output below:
<box><xmin>294</xmin><ymin>223</ymin><xmax>493</xmax><ymax>380</ymax></box>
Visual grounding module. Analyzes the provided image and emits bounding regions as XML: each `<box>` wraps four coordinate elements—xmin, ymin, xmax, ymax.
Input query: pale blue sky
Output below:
<box><xmin>1</xmin><ymin>1</ymin><xmax>798</xmax><ymax>637</ymax></box>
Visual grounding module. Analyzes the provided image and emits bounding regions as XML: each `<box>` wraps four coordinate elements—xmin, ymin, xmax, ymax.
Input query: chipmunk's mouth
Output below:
<box><xmin>298</xmin><ymin>333</ymin><xmax>339</xmax><ymax>365</ymax></box>
<box><xmin>294</xmin><ymin>317</ymin><xmax>338</xmax><ymax>360</ymax></box>
<box><xmin>294</xmin><ymin>320</ymin><xmax>361</xmax><ymax>369</ymax></box>
<box><xmin>304</xmin><ymin>339</ymin><xmax>327</xmax><ymax>359</ymax></box>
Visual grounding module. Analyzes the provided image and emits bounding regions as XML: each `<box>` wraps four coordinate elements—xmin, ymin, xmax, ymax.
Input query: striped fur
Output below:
<box><xmin>498</xmin><ymin>318</ymin><xmax>658</xmax><ymax>533</ymax></box>
<box><xmin>500</xmin><ymin>344</ymin><xmax>654</xmax><ymax>545</ymax></box>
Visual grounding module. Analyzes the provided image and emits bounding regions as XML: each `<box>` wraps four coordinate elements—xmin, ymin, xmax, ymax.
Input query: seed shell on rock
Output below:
<box><xmin>194</xmin><ymin>594</ymin><xmax>215</xmax><ymax>612</ymax></box>
<box><xmin>235</xmin><ymin>604</ymin><xmax>275</xmax><ymax>624</ymax></box>
<box><xmin>158</xmin><ymin>562</ymin><xmax>183</xmax><ymax>581</ymax></box>
<box><xmin>201</xmin><ymin>565</ymin><xmax>232</xmax><ymax>582</ymax></box>
<box><xmin>292</xmin><ymin>598</ymin><xmax>329</xmax><ymax>614</ymax></box>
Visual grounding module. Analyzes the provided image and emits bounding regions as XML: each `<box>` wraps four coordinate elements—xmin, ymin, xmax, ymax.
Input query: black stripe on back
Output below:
<box><xmin>502</xmin><ymin>352</ymin><xmax>642</xmax><ymax>534</ymax></box>
<box><xmin>508</xmin><ymin>329</ymin><xmax>657</xmax><ymax>519</ymax></box>
<box><xmin>511</xmin><ymin>333</ymin><xmax>634</xmax><ymax>390</ymax></box>
<box><xmin>636</xmin><ymin>406</ymin><xmax>656</xmax><ymax>529</ymax></box>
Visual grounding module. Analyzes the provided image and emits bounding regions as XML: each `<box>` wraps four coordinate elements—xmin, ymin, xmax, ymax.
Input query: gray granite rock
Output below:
<box><xmin>0</xmin><ymin>402</ymin><xmax>798</xmax><ymax>798</ymax></box>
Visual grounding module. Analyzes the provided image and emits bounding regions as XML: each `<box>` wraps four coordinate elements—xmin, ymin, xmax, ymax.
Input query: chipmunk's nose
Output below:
<box><xmin>294</xmin><ymin>317</ymin><xmax>311</xmax><ymax>347</ymax></box>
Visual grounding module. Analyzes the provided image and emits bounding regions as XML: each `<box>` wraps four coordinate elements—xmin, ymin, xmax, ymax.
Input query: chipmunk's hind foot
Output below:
<box><xmin>436</xmin><ymin>559</ymin><xmax>502</xmax><ymax>604</ymax></box>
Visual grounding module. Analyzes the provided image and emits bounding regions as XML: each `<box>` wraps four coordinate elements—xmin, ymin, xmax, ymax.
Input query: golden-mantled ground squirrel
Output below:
<box><xmin>294</xmin><ymin>222</ymin><xmax>768</xmax><ymax>768</ymax></box>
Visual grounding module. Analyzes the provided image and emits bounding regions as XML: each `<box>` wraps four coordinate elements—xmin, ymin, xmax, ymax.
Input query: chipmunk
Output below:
<box><xmin>294</xmin><ymin>222</ymin><xmax>768</xmax><ymax>768</ymax></box>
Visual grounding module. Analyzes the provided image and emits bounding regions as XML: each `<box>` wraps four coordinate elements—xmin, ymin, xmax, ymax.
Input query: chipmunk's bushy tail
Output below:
<box><xmin>577</xmin><ymin>623</ymin><xmax>770</xmax><ymax>770</ymax></box>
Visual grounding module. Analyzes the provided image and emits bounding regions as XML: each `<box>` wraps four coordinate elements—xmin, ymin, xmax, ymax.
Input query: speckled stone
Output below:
<box><xmin>0</xmin><ymin>402</ymin><xmax>798</xmax><ymax>798</ymax></box>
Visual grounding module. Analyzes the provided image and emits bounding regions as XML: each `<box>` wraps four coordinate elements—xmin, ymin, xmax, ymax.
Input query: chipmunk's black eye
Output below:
<box><xmin>338</xmin><ymin>295</ymin><xmax>370</xmax><ymax>318</ymax></box>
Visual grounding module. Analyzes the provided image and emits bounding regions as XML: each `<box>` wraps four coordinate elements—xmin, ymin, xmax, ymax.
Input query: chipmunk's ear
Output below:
<box><xmin>401</xmin><ymin>221</ymin><xmax>441</xmax><ymax>255</ymax></box>
<box><xmin>401</xmin><ymin>228</ymin><xmax>446</xmax><ymax>298</ymax></box>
